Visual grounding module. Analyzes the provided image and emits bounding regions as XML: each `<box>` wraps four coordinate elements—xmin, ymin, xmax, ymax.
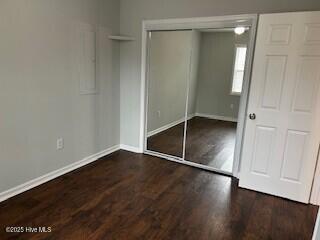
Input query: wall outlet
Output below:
<box><xmin>157</xmin><ymin>110</ymin><xmax>161</xmax><ymax>118</ymax></box>
<box><xmin>57</xmin><ymin>138</ymin><xmax>64</xmax><ymax>150</ymax></box>
<box><xmin>230</xmin><ymin>104</ymin><xmax>234</xmax><ymax>109</ymax></box>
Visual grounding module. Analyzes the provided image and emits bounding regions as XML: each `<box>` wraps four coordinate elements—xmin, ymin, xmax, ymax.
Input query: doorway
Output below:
<box><xmin>141</xmin><ymin>15</ymin><xmax>257</xmax><ymax>176</ymax></box>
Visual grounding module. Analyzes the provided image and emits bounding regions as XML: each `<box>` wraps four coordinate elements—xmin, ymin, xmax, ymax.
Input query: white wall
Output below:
<box><xmin>0</xmin><ymin>0</ymin><xmax>120</xmax><ymax>193</ymax></box>
<box><xmin>194</xmin><ymin>31</ymin><xmax>249</xmax><ymax>120</ymax></box>
<box><xmin>147</xmin><ymin>31</ymin><xmax>192</xmax><ymax>132</ymax></box>
<box><xmin>119</xmin><ymin>0</ymin><xmax>320</xmax><ymax>149</ymax></box>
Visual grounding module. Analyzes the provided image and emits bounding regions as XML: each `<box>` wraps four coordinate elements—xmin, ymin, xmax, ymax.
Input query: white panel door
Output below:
<box><xmin>239</xmin><ymin>12</ymin><xmax>320</xmax><ymax>203</ymax></box>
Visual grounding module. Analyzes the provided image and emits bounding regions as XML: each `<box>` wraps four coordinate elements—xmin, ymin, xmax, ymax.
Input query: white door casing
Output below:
<box><xmin>239</xmin><ymin>12</ymin><xmax>320</xmax><ymax>203</ymax></box>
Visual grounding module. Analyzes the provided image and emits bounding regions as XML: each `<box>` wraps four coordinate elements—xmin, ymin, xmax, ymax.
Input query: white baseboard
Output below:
<box><xmin>147</xmin><ymin>113</ymin><xmax>236</xmax><ymax>138</ymax></box>
<box><xmin>0</xmin><ymin>144</ymin><xmax>120</xmax><ymax>203</ymax></box>
<box><xmin>310</xmin><ymin>185</ymin><xmax>320</xmax><ymax>205</ymax></box>
<box><xmin>310</xmin><ymin>156</ymin><xmax>320</xmax><ymax>205</ymax></box>
<box><xmin>195</xmin><ymin>113</ymin><xmax>238</xmax><ymax>123</ymax></box>
<box><xmin>147</xmin><ymin>114</ymin><xmax>195</xmax><ymax>137</ymax></box>
<box><xmin>313</xmin><ymin>211</ymin><xmax>320</xmax><ymax>240</ymax></box>
<box><xmin>120</xmin><ymin>144</ymin><xmax>142</xmax><ymax>153</ymax></box>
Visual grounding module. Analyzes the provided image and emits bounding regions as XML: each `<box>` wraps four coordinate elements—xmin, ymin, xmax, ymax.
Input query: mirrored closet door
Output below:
<box><xmin>145</xmin><ymin>30</ymin><xmax>192</xmax><ymax>158</ymax></box>
<box><xmin>185</xmin><ymin>28</ymin><xmax>250</xmax><ymax>173</ymax></box>
<box><xmin>145</xmin><ymin>26</ymin><xmax>253</xmax><ymax>174</ymax></box>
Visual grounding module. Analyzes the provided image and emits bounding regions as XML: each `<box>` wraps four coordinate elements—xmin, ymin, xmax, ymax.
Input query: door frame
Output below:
<box><xmin>139</xmin><ymin>14</ymin><xmax>258</xmax><ymax>177</ymax></box>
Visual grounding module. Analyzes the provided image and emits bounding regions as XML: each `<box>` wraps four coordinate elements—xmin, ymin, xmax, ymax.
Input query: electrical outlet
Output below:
<box><xmin>57</xmin><ymin>138</ymin><xmax>64</xmax><ymax>150</ymax></box>
<box><xmin>230</xmin><ymin>104</ymin><xmax>234</xmax><ymax>109</ymax></box>
<box><xmin>157</xmin><ymin>110</ymin><xmax>161</xmax><ymax>118</ymax></box>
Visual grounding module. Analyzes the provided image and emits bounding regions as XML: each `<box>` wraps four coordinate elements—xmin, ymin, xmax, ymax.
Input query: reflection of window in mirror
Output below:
<box><xmin>231</xmin><ymin>44</ymin><xmax>247</xmax><ymax>95</ymax></box>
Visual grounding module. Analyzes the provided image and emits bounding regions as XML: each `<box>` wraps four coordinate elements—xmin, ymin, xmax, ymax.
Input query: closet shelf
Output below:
<box><xmin>109</xmin><ymin>35</ymin><xmax>135</xmax><ymax>41</ymax></box>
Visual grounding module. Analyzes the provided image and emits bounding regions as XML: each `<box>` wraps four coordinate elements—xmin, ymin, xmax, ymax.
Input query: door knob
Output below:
<box><xmin>249</xmin><ymin>113</ymin><xmax>256</xmax><ymax>120</ymax></box>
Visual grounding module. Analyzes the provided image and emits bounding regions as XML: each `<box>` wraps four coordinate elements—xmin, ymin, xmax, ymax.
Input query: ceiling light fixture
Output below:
<box><xmin>234</xmin><ymin>27</ymin><xmax>246</xmax><ymax>35</ymax></box>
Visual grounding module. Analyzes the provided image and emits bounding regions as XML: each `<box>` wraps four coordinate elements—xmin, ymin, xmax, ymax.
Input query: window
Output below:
<box><xmin>231</xmin><ymin>45</ymin><xmax>247</xmax><ymax>95</ymax></box>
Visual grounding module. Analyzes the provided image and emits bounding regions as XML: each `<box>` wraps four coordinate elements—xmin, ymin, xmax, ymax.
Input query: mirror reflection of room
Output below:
<box><xmin>145</xmin><ymin>27</ymin><xmax>250</xmax><ymax>173</ymax></box>
<box><xmin>146</xmin><ymin>30</ymin><xmax>191</xmax><ymax>158</ymax></box>
<box><xmin>185</xmin><ymin>27</ymin><xmax>249</xmax><ymax>172</ymax></box>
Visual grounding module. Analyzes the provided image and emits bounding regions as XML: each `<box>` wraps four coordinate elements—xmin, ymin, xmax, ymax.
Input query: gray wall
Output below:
<box><xmin>195</xmin><ymin>31</ymin><xmax>249</xmax><ymax>119</ymax></box>
<box><xmin>0</xmin><ymin>0</ymin><xmax>120</xmax><ymax>193</ymax></box>
<box><xmin>146</xmin><ymin>30</ymin><xmax>247</xmax><ymax>132</ymax></box>
<box><xmin>187</xmin><ymin>31</ymin><xmax>201</xmax><ymax>116</ymax></box>
<box><xmin>119</xmin><ymin>0</ymin><xmax>320</xmax><ymax>148</ymax></box>
<box><xmin>147</xmin><ymin>31</ymin><xmax>192</xmax><ymax>132</ymax></box>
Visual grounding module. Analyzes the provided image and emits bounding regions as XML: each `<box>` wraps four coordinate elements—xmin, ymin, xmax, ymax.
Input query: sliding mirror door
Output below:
<box><xmin>146</xmin><ymin>30</ymin><xmax>192</xmax><ymax>158</ymax></box>
<box><xmin>185</xmin><ymin>28</ymin><xmax>250</xmax><ymax>173</ymax></box>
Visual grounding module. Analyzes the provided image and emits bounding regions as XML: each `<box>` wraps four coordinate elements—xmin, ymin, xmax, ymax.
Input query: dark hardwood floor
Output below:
<box><xmin>0</xmin><ymin>150</ymin><xmax>318</xmax><ymax>240</ymax></box>
<box><xmin>148</xmin><ymin>117</ymin><xmax>237</xmax><ymax>171</ymax></box>
<box><xmin>147</xmin><ymin>121</ymin><xmax>185</xmax><ymax>158</ymax></box>
<box><xmin>185</xmin><ymin>117</ymin><xmax>236</xmax><ymax>171</ymax></box>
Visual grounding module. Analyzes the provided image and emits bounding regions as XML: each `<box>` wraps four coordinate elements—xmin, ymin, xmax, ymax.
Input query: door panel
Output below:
<box><xmin>305</xmin><ymin>24</ymin><xmax>320</xmax><ymax>44</ymax></box>
<box><xmin>251</xmin><ymin>126</ymin><xmax>276</xmax><ymax>176</ymax></box>
<box><xmin>239</xmin><ymin>12</ymin><xmax>320</xmax><ymax>203</ymax></box>
<box><xmin>292</xmin><ymin>57</ymin><xmax>320</xmax><ymax>113</ymax></box>
<box><xmin>267</xmin><ymin>24</ymin><xmax>292</xmax><ymax>45</ymax></box>
<box><xmin>281</xmin><ymin>130</ymin><xmax>308</xmax><ymax>182</ymax></box>
<box><xmin>261</xmin><ymin>55</ymin><xmax>287</xmax><ymax>109</ymax></box>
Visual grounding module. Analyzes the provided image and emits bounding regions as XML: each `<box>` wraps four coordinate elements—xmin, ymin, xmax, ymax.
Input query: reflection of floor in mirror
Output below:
<box><xmin>147</xmin><ymin>121</ymin><xmax>185</xmax><ymax>157</ymax></box>
<box><xmin>147</xmin><ymin>116</ymin><xmax>237</xmax><ymax>173</ymax></box>
<box><xmin>185</xmin><ymin>117</ymin><xmax>237</xmax><ymax>173</ymax></box>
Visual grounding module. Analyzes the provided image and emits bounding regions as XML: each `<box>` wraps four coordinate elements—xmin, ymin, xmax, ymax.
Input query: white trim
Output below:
<box><xmin>147</xmin><ymin>113</ymin><xmax>237</xmax><ymax>138</ymax></box>
<box><xmin>145</xmin><ymin>150</ymin><xmax>233</xmax><ymax>176</ymax></box>
<box><xmin>147</xmin><ymin>114</ymin><xmax>195</xmax><ymax>137</ymax></box>
<box><xmin>195</xmin><ymin>113</ymin><xmax>238</xmax><ymax>123</ymax></box>
<box><xmin>108</xmin><ymin>35</ymin><xmax>135</xmax><ymax>41</ymax></box>
<box><xmin>232</xmin><ymin>16</ymin><xmax>258</xmax><ymax>179</ymax></box>
<box><xmin>313</xmin><ymin>210</ymin><xmax>320</xmax><ymax>240</ymax></box>
<box><xmin>140</xmin><ymin>14</ymin><xmax>258</xmax><ymax>177</ymax></box>
<box><xmin>120</xmin><ymin>144</ymin><xmax>143</xmax><ymax>153</ymax></box>
<box><xmin>139</xmin><ymin>22</ymin><xmax>148</xmax><ymax>153</ymax></box>
<box><xmin>310</xmin><ymin>184</ymin><xmax>320</xmax><ymax>205</ymax></box>
<box><xmin>310</xmin><ymin>135</ymin><xmax>320</xmax><ymax>205</ymax></box>
<box><xmin>182</xmin><ymin>31</ymin><xmax>196</xmax><ymax>160</ymax></box>
<box><xmin>143</xmin><ymin>15</ymin><xmax>256</xmax><ymax>31</ymax></box>
<box><xmin>0</xmin><ymin>145</ymin><xmax>120</xmax><ymax>203</ymax></box>
<box><xmin>147</xmin><ymin>117</ymin><xmax>185</xmax><ymax>137</ymax></box>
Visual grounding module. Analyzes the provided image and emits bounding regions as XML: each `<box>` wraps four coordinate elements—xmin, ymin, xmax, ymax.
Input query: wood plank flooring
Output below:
<box><xmin>185</xmin><ymin>117</ymin><xmax>236</xmax><ymax>171</ymax></box>
<box><xmin>147</xmin><ymin>121</ymin><xmax>185</xmax><ymax>158</ymax></box>
<box><xmin>0</xmin><ymin>150</ymin><xmax>318</xmax><ymax>239</ymax></box>
<box><xmin>147</xmin><ymin>117</ymin><xmax>237</xmax><ymax>171</ymax></box>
